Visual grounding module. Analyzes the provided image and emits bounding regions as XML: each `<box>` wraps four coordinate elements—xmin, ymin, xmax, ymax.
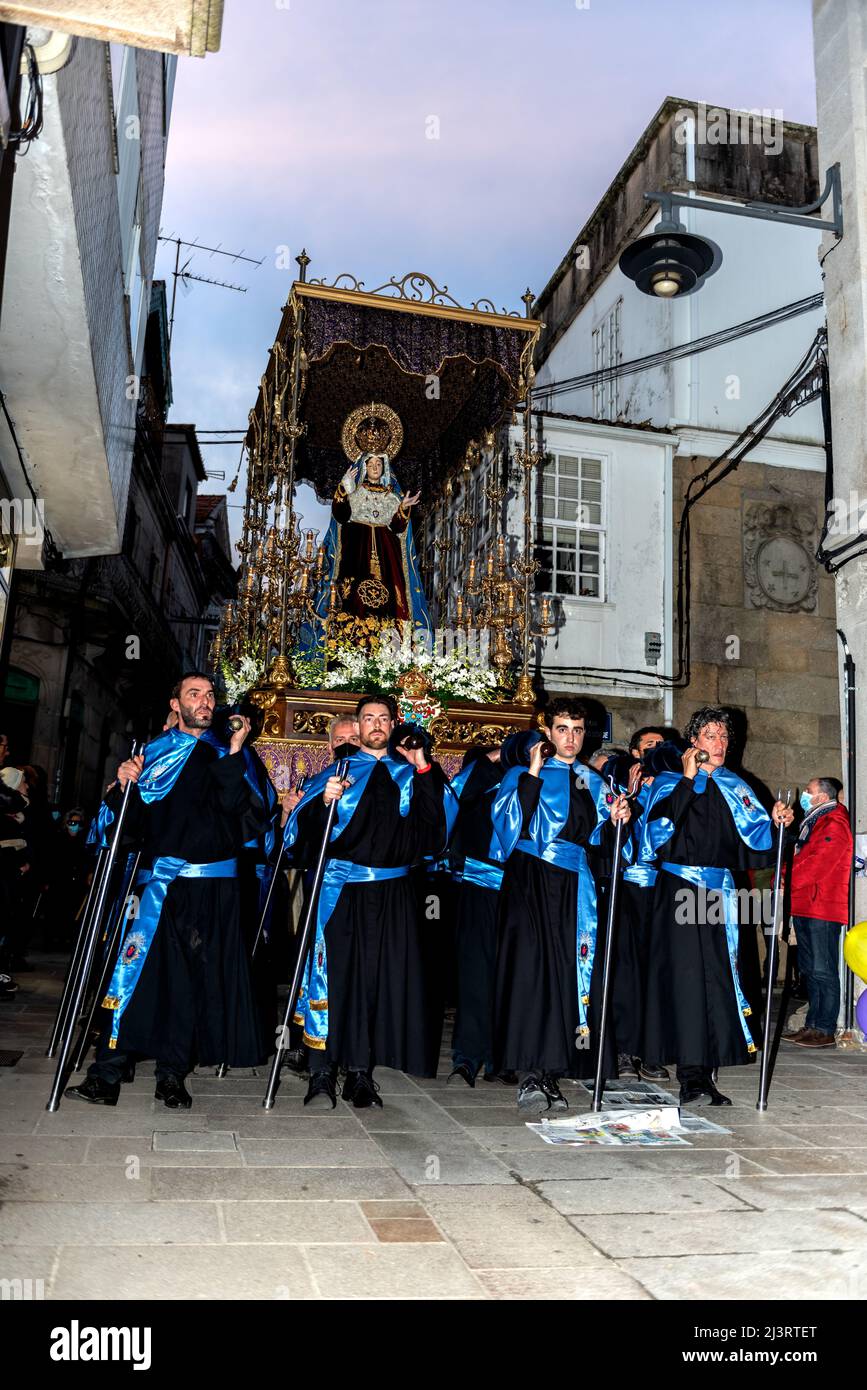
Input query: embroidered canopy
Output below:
<box><xmin>244</xmin><ymin>270</ymin><xmax>543</xmax><ymax>507</ymax></box>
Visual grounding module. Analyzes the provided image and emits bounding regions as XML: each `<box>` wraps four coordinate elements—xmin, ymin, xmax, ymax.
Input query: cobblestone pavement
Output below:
<box><xmin>2</xmin><ymin>955</ymin><xmax>867</xmax><ymax>1301</ymax></box>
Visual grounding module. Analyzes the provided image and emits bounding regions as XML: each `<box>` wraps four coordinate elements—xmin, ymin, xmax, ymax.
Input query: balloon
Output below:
<box><xmin>856</xmin><ymin>990</ymin><xmax>867</xmax><ymax>1040</ymax></box>
<box><xmin>843</xmin><ymin>921</ymin><xmax>867</xmax><ymax>985</ymax></box>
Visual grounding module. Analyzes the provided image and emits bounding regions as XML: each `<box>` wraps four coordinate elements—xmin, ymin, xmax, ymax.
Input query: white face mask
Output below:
<box><xmin>0</xmin><ymin>766</ymin><xmax>24</xmax><ymax>792</ymax></box>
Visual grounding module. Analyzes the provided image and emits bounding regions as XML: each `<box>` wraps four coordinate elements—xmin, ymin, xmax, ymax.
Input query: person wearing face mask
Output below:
<box><xmin>42</xmin><ymin>809</ymin><xmax>93</xmax><ymax>949</ymax></box>
<box><xmin>783</xmin><ymin>778</ymin><xmax>852</xmax><ymax>1049</ymax></box>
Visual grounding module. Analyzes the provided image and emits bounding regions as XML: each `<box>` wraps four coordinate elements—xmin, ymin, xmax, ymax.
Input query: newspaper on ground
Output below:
<box><xmin>524</xmin><ymin>1089</ymin><xmax>733</xmax><ymax>1146</ymax></box>
<box><xmin>527</xmin><ymin>1119</ymin><xmax>690</xmax><ymax>1147</ymax></box>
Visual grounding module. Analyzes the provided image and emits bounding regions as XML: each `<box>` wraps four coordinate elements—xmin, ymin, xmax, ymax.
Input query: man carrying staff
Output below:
<box><xmin>446</xmin><ymin>746</ymin><xmax>511</xmax><ymax>1089</ymax></box>
<box><xmin>614</xmin><ymin>726</ymin><xmax>671</xmax><ymax>1082</ymax></box>
<box><xmin>491</xmin><ymin>698</ymin><xmax>632</xmax><ymax>1113</ymax></box>
<box><xmin>284</xmin><ymin>694</ymin><xmax>449</xmax><ymax>1110</ymax></box>
<box><xmin>66</xmin><ymin>671</ymin><xmax>269</xmax><ymax>1109</ymax></box>
<box><xmin>639</xmin><ymin>705</ymin><xmax>793</xmax><ymax>1106</ymax></box>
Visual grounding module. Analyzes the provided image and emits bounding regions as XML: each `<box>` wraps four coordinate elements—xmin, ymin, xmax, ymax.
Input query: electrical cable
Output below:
<box><xmin>7</xmin><ymin>44</ymin><xmax>43</xmax><ymax>152</ymax></box>
<box><xmin>531</xmin><ymin>294</ymin><xmax>824</xmax><ymax>405</ymax></box>
<box><xmin>540</xmin><ymin>329</ymin><xmax>827</xmax><ymax>690</ymax></box>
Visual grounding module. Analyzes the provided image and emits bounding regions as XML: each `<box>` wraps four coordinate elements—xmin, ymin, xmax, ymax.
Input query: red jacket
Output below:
<box><xmin>789</xmin><ymin>802</ymin><xmax>853</xmax><ymax>925</ymax></box>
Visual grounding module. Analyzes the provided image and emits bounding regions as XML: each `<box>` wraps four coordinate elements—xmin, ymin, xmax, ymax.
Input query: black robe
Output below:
<box><xmin>293</xmin><ymin>759</ymin><xmax>447</xmax><ymax>1075</ymax></box>
<box><xmin>450</xmin><ymin>757</ymin><xmax>502</xmax><ymax>1071</ymax></box>
<box><xmin>586</xmin><ymin>820</ymin><xmax>644</xmax><ymax>1062</ymax></box>
<box><xmin>643</xmin><ymin>775</ymin><xmax>774</xmax><ymax>1069</ymax></box>
<box><xmin>492</xmin><ymin>772</ymin><xmax>617</xmax><ymax>1080</ymax></box>
<box><xmin>95</xmin><ymin>739</ymin><xmax>269</xmax><ymax>1072</ymax></box>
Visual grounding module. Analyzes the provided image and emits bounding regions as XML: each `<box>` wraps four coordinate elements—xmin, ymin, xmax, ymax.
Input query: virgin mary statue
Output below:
<box><xmin>303</xmin><ymin>405</ymin><xmax>433</xmax><ymax>653</ymax></box>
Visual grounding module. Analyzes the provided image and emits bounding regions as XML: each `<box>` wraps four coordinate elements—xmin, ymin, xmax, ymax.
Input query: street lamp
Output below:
<box><xmin>619</xmin><ymin>221</ymin><xmax>721</xmax><ymax>298</ymax></box>
<box><xmin>619</xmin><ymin>164</ymin><xmax>843</xmax><ymax>298</ymax></box>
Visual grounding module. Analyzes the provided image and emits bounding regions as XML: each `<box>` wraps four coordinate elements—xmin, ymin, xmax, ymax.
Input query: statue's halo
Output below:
<box><xmin>341</xmin><ymin>402</ymin><xmax>404</xmax><ymax>464</ymax></box>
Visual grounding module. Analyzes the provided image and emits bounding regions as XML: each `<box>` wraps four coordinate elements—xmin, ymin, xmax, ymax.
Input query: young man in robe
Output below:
<box><xmin>446</xmin><ymin>746</ymin><xmax>511</xmax><ymax>1088</ymax></box>
<box><xmin>66</xmin><ymin>672</ymin><xmax>270</xmax><ymax>1109</ymax></box>
<box><xmin>639</xmin><ymin>706</ymin><xmax>794</xmax><ymax>1105</ymax></box>
<box><xmin>613</xmin><ymin>725</ymin><xmax>671</xmax><ymax>1082</ymax></box>
<box><xmin>491</xmin><ymin>698</ymin><xmax>632</xmax><ymax>1113</ymax></box>
<box><xmin>284</xmin><ymin>694</ymin><xmax>449</xmax><ymax>1109</ymax></box>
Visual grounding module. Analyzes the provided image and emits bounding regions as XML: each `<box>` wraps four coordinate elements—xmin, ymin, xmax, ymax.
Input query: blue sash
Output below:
<box><xmin>637</xmin><ymin>767</ymin><xmax>772</xmax><ymax>864</ymax></box>
<box><xmin>492</xmin><ymin>759</ymin><xmax>614</xmax><ymax>860</ymax></box>
<box><xmin>284</xmin><ymin>749</ymin><xmax>417</xmax><ymax>856</ymax></box>
<box><xmin>102</xmin><ymin>856</ymin><xmax>238</xmax><ymax>1048</ymax></box>
<box><xmin>659</xmin><ymin>861</ymin><xmax>756</xmax><ymax>1053</ymax></box>
<box><xmin>514</xmin><ymin>838</ymin><xmax>598</xmax><ymax>1036</ymax></box>
<box><xmin>623</xmin><ymin>863</ymin><xmax>658</xmax><ymax>888</ymax></box>
<box><xmin>294</xmin><ymin>861</ymin><xmax>412</xmax><ymax>1048</ymax></box>
<box><xmin>88</xmin><ymin>727</ymin><xmax>268</xmax><ymax>847</ymax></box>
<box><xmin>460</xmin><ymin>857</ymin><xmax>504</xmax><ymax>891</ymax></box>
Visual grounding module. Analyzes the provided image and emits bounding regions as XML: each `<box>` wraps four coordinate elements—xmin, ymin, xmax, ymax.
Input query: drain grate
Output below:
<box><xmin>0</xmin><ymin>1051</ymin><xmax>23</xmax><ymax>1067</ymax></box>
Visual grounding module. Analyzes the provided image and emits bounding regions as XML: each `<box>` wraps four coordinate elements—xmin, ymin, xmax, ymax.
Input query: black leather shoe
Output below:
<box><xmin>638</xmin><ymin>1060</ymin><xmax>671</xmax><ymax>1082</ymax></box>
<box><xmin>155</xmin><ymin>1075</ymin><xmax>192</xmax><ymax>1109</ymax></box>
<box><xmin>540</xmin><ymin>1074</ymin><xmax>568</xmax><ymax>1111</ymax></box>
<box><xmin>447</xmin><ymin>1062</ymin><xmax>477</xmax><ymax>1088</ymax></box>
<box><xmin>343</xmin><ymin>1070</ymin><xmax>382</xmax><ymax>1108</ymax></box>
<box><xmin>283</xmin><ymin>1047</ymin><xmax>309</xmax><ymax>1077</ymax></box>
<box><xmin>617</xmin><ymin>1053</ymin><xmax>639</xmax><ymax>1079</ymax></box>
<box><xmin>679</xmin><ymin>1078</ymin><xmax>732</xmax><ymax>1107</ymax></box>
<box><xmin>303</xmin><ymin>1070</ymin><xmax>337</xmax><ymax>1109</ymax></box>
<box><xmin>65</xmin><ymin>1075</ymin><xmax>119</xmax><ymax>1106</ymax></box>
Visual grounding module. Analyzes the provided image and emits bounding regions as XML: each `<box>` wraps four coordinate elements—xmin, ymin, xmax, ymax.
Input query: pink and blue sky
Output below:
<box><xmin>156</xmin><ymin>0</ymin><xmax>818</xmax><ymax>543</ymax></box>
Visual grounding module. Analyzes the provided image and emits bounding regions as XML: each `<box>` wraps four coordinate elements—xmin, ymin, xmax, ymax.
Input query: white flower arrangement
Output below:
<box><xmin>295</xmin><ymin>624</ymin><xmax>506</xmax><ymax>704</ymax></box>
<box><xmin>220</xmin><ymin>653</ymin><xmax>264</xmax><ymax>705</ymax></box>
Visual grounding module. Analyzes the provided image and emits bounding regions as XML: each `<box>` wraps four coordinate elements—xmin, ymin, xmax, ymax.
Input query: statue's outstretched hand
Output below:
<box><xmin>403</xmin><ymin>491</ymin><xmax>421</xmax><ymax>508</ymax></box>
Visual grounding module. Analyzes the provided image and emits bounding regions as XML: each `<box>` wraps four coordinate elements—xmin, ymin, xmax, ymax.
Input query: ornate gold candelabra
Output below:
<box><xmin>450</xmin><ymin>428</ymin><xmax>552</xmax><ymax>698</ymax></box>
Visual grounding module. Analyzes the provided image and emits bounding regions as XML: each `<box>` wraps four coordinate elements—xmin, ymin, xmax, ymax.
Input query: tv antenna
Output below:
<box><xmin>158</xmin><ymin>232</ymin><xmax>265</xmax><ymax>349</ymax></box>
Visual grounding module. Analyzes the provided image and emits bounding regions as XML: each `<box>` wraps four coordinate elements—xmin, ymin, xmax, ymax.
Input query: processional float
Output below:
<box><xmin>211</xmin><ymin>256</ymin><xmax>553</xmax><ymax>782</ymax></box>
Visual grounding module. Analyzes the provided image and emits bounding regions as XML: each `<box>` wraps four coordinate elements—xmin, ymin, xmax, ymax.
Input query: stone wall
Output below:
<box><xmin>673</xmin><ymin>454</ymin><xmax>840</xmax><ymax>795</ymax></box>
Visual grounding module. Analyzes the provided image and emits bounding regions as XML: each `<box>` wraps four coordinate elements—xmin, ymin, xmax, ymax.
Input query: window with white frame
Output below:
<box><xmin>535</xmin><ymin>453</ymin><xmax>605</xmax><ymax>600</ymax></box>
<box><xmin>592</xmin><ymin>300</ymin><xmax>621</xmax><ymax>421</ymax></box>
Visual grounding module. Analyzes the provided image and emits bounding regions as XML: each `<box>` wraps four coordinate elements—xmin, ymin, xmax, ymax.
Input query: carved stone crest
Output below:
<box><xmin>743</xmin><ymin>502</ymin><xmax>817</xmax><ymax>612</ymax></box>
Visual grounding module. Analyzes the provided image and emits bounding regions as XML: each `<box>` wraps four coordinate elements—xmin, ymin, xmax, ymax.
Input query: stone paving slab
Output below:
<box><xmin>351</xmin><ymin>1095</ymin><xmax>466</xmax><ymax>1133</ymax></box>
<box><xmin>207</xmin><ymin>1113</ymin><xmax>360</xmax><ymax>1139</ymax></box>
<box><xmin>369</xmin><ymin>1132</ymin><xmax>516</xmax><ymax>1185</ymax></box>
<box><xmin>0</xmin><ymin>1162</ymin><xmax>155</xmax><ymax>1201</ymax></box>
<box><xmin>33</xmin><ymin>1110</ymin><xmax>210</xmax><ymax>1137</ymax></box>
<box><xmin>0</xmin><ymin>1136</ymin><xmax>90</xmax><ymax>1165</ymax></box>
<box><xmin>779</xmin><ymin>1124</ymin><xmax>867</xmax><ymax>1145</ymax></box>
<box><xmin>0</xmin><ymin>1244</ymin><xmax>60</xmax><ymax>1295</ymax></box>
<box><xmin>419</xmin><ymin>1186</ymin><xmax>605</xmax><ymax>1269</ymax></box>
<box><xmin>152</xmin><ymin>1130</ymin><xmax>238</xmax><ymax>1152</ymax></box>
<box><xmin>569</xmin><ymin>1208</ymin><xmax>867</xmax><ymax>1258</ymax></box>
<box><xmin>84</xmin><ymin>1138</ymin><xmax>245</xmax><ymax>1168</ymax></box>
<box><xmin>713</xmin><ymin>1174</ymin><xmax>867</xmax><ymax>1209</ymax></box>
<box><xmin>618</xmin><ymin>1250</ymin><xmax>867</xmax><ymax>1301</ymax></box>
<box><xmin>302</xmin><ymin>1243</ymin><xmax>487</xmax><ymax>1298</ymax></box>
<box><xmin>0</xmin><ymin>1200</ymin><xmax>223</xmax><ymax>1246</ymax></box>
<box><xmin>502</xmin><ymin>1149</ymin><xmax>780</xmax><ymax>1181</ymax></box>
<box><xmin>723</xmin><ymin>1147</ymin><xmax>867</xmax><ymax>1176</ymax></box>
<box><xmin>474</xmin><ymin>1266</ymin><xmax>653</xmax><ymax>1300</ymax></box>
<box><xmin>50</xmin><ymin>1244</ymin><xmax>319</xmax><ymax>1300</ymax></box>
<box><xmin>151</xmin><ymin>1166</ymin><xmax>413</xmax><ymax>1201</ymax></box>
<box><xmin>221</xmin><ymin>1199</ymin><xmax>374</xmax><ymax>1244</ymax></box>
<box><xmin>237</xmin><ymin>1135</ymin><xmax>389</xmax><ymax>1167</ymax></box>
<box><xmin>536</xmin><ymin>1176</ymin><xmax>753</xmax><ymax>1215</ymax></box>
